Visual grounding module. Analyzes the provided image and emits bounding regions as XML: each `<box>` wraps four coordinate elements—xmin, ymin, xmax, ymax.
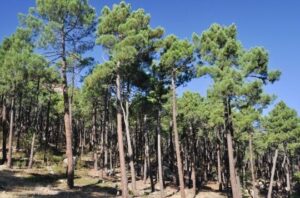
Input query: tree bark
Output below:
<box><xmin>190</xmin><ymin>123</ymin><xmax>196</xmax><ymax>196</ymax></box>
<box><xmin>62</xmin><ymin>56</ymin><xmax>74</xmax><ymax>189</ymax></box>
<box><xmin>2</xmin><ymin>98</ymin><xmax>8</xmax><ymax>164</ymax></box>
<box><xmin>44</xmin><ymin>98</ymin><xmax>51</xmax><ymax>163</ymax></box>
<box><xmin>28</xmin><ymin>131</ymin><xmax>36</xmax><ymax>169</ymax></box>
<box><xmin>116</xmin><ymin>62</ymin><xmax>128</xmax><ymax>197</ymax></box>
<box><xmin>249</xmin><ymin>131</ymin><xmax>258</xmax><ymax>198</ymax></box>
<box><xmin>104</xmin><ymin>97</ymin><xmax>109</xmax><ymax>173</ymax></box>
<box><xmin>267</xmin><ymin>149</ymin><xmax>278</xmax><ymax>198</ymax></box>
<box><xmin>217</xmin><ymin>128</ymin><xmax>222</xmax><ymax>191</ymax></box>
<box><xmin>224</xmin><ymin>98</ymin><xmax>241</xmax><ymax>198</ymax></box>
<box><xmin>157</xmin><ymin>110</ymin><xmax>164</xmax><ymax>197</ymax></box>
<box><xmin>92</xmin><ymin>107</ymin><xmax>98</xmax><ymax>171</ymax></box>
<box><xmin>121</xmin><ymin>99</ymin><xmax>136</xmax><ymax>194</ymax></box>
<box><xmin>143</xmin><ymin>115</ymin><xmax>155</xmax><ymax>192</ymax></box>
<box><xmin>171</xmin><ymin>73</ymin><xmax>185</xmax><ymax>198</ymax></box>
<box><xmin>7</xmin><ymin>97</ymin><xmax>15</xmax><ymax>169</ymax></box>
<box><xmin>284</xmin><ymin>146</ymin><xmax>291</xmax><ymax>197</ymax></box>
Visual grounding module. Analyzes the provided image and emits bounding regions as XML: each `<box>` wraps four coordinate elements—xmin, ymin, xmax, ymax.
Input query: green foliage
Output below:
<box><xmin>262</xmin><ymin>101</ymin><xmax>300</xmax><ymax>152</ymax></box>
<box><xmin>97</xmin><ymin>1</ymin><xmax>163</xmax><ymax>89</ymax></box>
<box><xmin>160</xmin><ymin>35</ymin><xmax>195</xmax><ymax>86</ymax></box>
<box><xmin>194</xmin><ymin>23</ymin><xmax>280</xmax><ymax>103</ymax></box>
<box><xmin>24</xmin><ymin>0</ymin><xmax>96</xmax><ymax>52</ymax></box>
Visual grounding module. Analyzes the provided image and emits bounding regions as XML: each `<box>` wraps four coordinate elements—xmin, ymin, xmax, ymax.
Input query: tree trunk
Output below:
<box><xmin>143</xmin><ymin>115</ymin><xmax>148</xmax><ymax>184</ymax></box>
<box><xmin>7</xmin><ymin>97</ymin><xmax>15</xmax><ymax>169</ymax></box>
<box><xmin>2</xmin><ymin>98</ymin><xmax>8</xmax><ymax>164</ymax></box>
<box><xmin>190</xmin><ymin>123</ymin><xmax>196</xmax><ymax>196</ymax></box>
<box><xmin>226</xmin><ymin>131</ymin><xmax>239</xmax><ymax>198</ymax></box>
<box><xmin>92</xmin><ymin>107</ymin><xmax>98</xmax><ymax>171</ymax></box>
<box><xmin>267</xmin><ymin>149</ymin><xmax>278</xmax><ymax>198</ymax></box>
<box><xmin>116</xmin><ymin>62</ymin><xmax>128</xmax><ymax>197</ymax></box>
<box><xmin>224</xmin><ymin>98</ymin><xmax>241</xmax><ymax>198</ymax></box>
<box><xmin>249</xmin><ymin>131</ymin><xmax>258</xmax><ymax>198</ymax></box>
<box><xmin>44</xmin><ymin>99</ymin><xmax>51</xmax><ymax>163</ymax></box>
<box><xmin>157</xmin><ymin>110</ymin><xmax>164</xmax><ymax>197</ymax></box>
<box><xmin>121</xmin><ymin>99</ymin><xmax>136</xmax><ymax>194</ymax></box>
<box><xmin>217</xmin><ymin>135</ymin><xmax>222</xmax><ymax>191</ymax></box>
<box><xmin>28</xmin><ymin>131</ymin><xmax>36</xmax><ymax>169</ymax></box>
<box><xmin>284</xmin><ymin>146</ymin><xmax>291</xmax><ymax>197</ymax></box>
<box><xmin>143</xmin><ymin>115</ymin><xmax>155</xmax><ymax>192</ymax></box>
<box><xmin>143</xmin><ymin>155</ymin><xmax>147</xmax><ymax>183</ymax></box>
<box><xmin>16</xmin><ymin>94</ymin><xmax>22</xmax><ymax>151</ymax></box>
<box><xmin>171</xmin><ymin>73</ymin><xmax>185</xmax><ymax>198</ymax></box>
<box><xmin>62</xmin><ymin>55</ymin><xmax>74</xmax><ymax>189</ymax></box>
<box><xmin>104</xmin><ymin>103</ymin><xmax>109</xmax><ymax>173</ymax></box>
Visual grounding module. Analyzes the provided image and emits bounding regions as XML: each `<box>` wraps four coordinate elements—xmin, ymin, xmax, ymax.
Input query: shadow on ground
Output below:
<box><xmin>0</xmin><ymin>169</ymin><xmax>118</xmax><ymax>197</ymax></box>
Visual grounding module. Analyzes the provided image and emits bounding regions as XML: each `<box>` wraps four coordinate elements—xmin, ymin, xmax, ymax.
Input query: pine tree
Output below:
<box><xmin>160</xmin><ymin>35</ymin><xmax>195</xmax><ymax>198</ymax></box>
<box><xmin>97</xmin><ymin>2</ymin><xmax>163</xmax><ymax>196</ymax></box>
<box><xmin>262</xmin><ymin>101</ymin><xmax>300</xmax><ymax>197</ymax></box>
<box><xmin>193</xmin><ymin>23</ymin><xmax>280</xmax><ymax>198</ymax></box>
<box><xmin>21</xmin><ymin>0</ymin><xmax>96</xmax><ymax>188</ymax></box>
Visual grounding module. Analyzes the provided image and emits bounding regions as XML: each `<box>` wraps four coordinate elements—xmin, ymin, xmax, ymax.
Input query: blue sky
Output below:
<box><xmin>0</xmin><ymin>0</ymin><xmax>299</xmax><ymax>114</ymax></box>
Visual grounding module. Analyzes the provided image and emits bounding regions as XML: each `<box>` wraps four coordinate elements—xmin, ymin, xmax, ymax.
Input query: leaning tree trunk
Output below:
<box><xmin>7</xmin><ymin>97</ymin><xmax>15</xmax><ymax>169</ymax></box>
<box><xmin>171</xmin><ymin>73</ymin><xmax>185</xmax><ymax>198</ymax></box>
<box><xmin>61</xmin><ymin>54</ymin><xmax>74</xmax><ymax>189</ymax></box>
<box><xmin>2</xmin><ymin>98</ymin><xmax>8</xmax><ymax>164</ymax></box>
<box><xmin>157</xmin><ymin>110</ymin><xmax>164</xmax><ymax>197</ymax></box>
<box><xmin>121</xmin><ymin>99</ymin><xmax>136</xmax><ymax>194</ymax></box>
<box><xmin>116</xmin><ymin>62</ymin><xmax>128</xmax><ymax>198</ymax></box>
<box><xmin>267</xmin><ymin>149</ymin><xmax>278</xmax><ymax>198</ymax></box>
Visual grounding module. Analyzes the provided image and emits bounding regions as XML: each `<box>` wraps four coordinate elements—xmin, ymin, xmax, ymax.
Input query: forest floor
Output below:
<box><xmin>0</xmin><ymin>156</ymin><xmax>227</xmax><ymax>198</ymax></box>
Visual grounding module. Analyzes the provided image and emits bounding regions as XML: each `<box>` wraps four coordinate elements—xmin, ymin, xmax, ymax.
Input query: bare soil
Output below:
<box><xmin>0</xmin><ymin>164</ymin><xmax>226</xmax><ymax>198</ymax></box>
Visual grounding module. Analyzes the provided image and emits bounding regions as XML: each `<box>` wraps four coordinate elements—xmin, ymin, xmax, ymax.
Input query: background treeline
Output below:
<box><xmin>0</xmin><ymin>1</ymin><xmax>299</xmax><ymax>198</ymax></box>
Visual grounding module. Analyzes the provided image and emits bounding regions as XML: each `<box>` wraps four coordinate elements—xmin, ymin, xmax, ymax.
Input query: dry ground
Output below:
<box><xmin>0</xmin><ymin>163</ymin><xmax>226</xmax><ymax>198</ymax></box>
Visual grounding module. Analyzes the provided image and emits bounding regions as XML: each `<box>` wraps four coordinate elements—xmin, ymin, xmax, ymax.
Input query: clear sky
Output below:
<box><xmin>0</xmin><ymin>0</ymin><xmax>299</xmax><ymax>114</ymax></box>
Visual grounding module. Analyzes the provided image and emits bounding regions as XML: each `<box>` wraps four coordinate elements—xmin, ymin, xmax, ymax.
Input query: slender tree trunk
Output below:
<box><xmin>249</xmin><ymin>131</ymin><xmax>258</xmax><ymax>198</ymax></box>
<box><xmin>44</xmin><ymin>98</ymin><xmax>51</xmax><ymax>163</ymax></box>
<box><xmin>267</xmin><ymin>149</ymin><xmax>278</xmax><ymax>198</ymax></box>
<box><xmin>116</xmin><ymin>62</ymin><xmax>128</xmax><ymax>197</ymax></box>
<box><xmin>143</xmin><ymin>155</ymin><xmax>147</xmax><ymax>183</ymax></box>
<box><xmin>16</xmin><ymin>93</ymin><xmax>22</xmax><ymax>151</ymax></box>
<box><xmin>92</xmin><ymin>107</ymin><xmax>98</xmax><ymax>171</ymax></box>
<box><xmin>286</xmin><ymin>160</ymin><xmax>291</xmax><ymax>197</ymax></box>
<box><xmin>157</xmin><ymin>110</ymin><xmax>164</xmax><ymax>197</ymax></box>
<box><xmin>62</xmin><ymin>55</ymin><xmax>74</xmax><ymax>189</ymax></box>
<box><xmin>121</xmin><ymin>99</ymin><xmax>136</xmax><ymax>194</ymax></box>
<box><xmin>217</xmin><ymin>129</ymin><xmax>222</xmax><ymax>191</ymax></box>
<box><xmin>226</xmin><ymin>131</ymin><xmax>239</xmax><ymax>198</ymax></box>
<box><xmin>28</xmin><ymin>132</ymin><xmax>36</xmax><ymax>169</ymax></box>
<box><xmin>171</xmin><ymin>73</ymin><xmax>185</xmax><ymax>198</ymax></box>
<box><xmin>190</xmin><ymin>123</ymin><xmax>196</xmax><ymax>196</ymax></box>
<box><xmin>143</xmin><ymin>115</ymin><xmax>155</xmax><ymax>192</ymax></box>
<box><xmin>104</xmin><ymin>122</ymin><xmax>108</xmax><ymax>172</ymax></box>
<box><xmin>7</xmin><ymin>97</ymin><xmax>15</xmax><ymax>169</ymax></box>
<box><xmin>143</xmin><ymin>115</ymin><xmax>148</xmax><ymax>184</ymax></box>
<box><xmin>224</xmin><ymin>98</ymin><xmax>241</xmax><ymax>198</ymax></box>
<box><xmin>104</xmin><ymin>98</ymin><xmax>109</xmax><ymax>173</ymax></box>
<box><xmin>2</xmin><ymin>98</ymin><xmax>8</xmax><ymax>164</ymax></box>
<box><xmin>284</xmin><ymin>146</ymin><xmax>291</xmax><ymax>197</ymax></box>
